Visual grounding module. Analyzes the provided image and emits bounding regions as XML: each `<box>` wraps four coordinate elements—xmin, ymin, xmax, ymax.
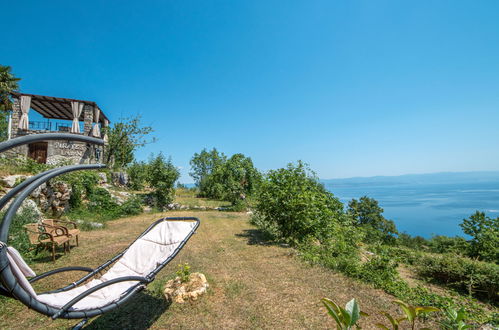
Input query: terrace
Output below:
<box><xmin>7</xmin><ymin>92</ymin><xmax>110</xmax><ymax>164</ymax></box>
<box><xmin>9</xmin><ymin>92</ymin><xmax>109</xmax><ymax>138</ymax></box>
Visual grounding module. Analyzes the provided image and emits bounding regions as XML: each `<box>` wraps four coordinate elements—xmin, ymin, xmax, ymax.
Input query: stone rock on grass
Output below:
<box><xmin>0</xmin><ymin>174</ymin><xmax>28</xmax><ymax>188</ymax></box>
<box><xmin>163</xmin><ymin>273</ymin><xmax>209</xmax><ymax>304</ymax></box>
<box><xmin>98</xmin><ymin>172</ymin><xmax>108</xmax><ymax>184</ymax></box>
<box><xmin>19</xmin><ymin>199</ymin><xmax>42</xmax><ymax>220</ymax></box>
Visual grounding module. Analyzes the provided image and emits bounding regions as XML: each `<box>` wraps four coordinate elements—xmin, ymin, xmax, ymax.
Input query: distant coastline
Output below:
<box><xmin>322</xmin><ymin>171</ymin><xmax>499</xmax><ymax>238</ymax></box>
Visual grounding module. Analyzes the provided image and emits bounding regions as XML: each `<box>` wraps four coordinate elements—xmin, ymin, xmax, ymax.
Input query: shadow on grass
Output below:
<box><xmin>85</xmin><ymin>292</ymin><xmax>170</xmax><ymax>330</ymax></box>
<box><xmin>235</xmin><ymin>229</ymin><xmax>279</xmax><ymax>246</ymax></box>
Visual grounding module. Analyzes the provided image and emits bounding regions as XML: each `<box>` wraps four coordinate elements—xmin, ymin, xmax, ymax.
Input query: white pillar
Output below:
<box><xmin>7</xmin><ymin>113</ymin><xmax>12</xmax><ymax>140</ymax></box>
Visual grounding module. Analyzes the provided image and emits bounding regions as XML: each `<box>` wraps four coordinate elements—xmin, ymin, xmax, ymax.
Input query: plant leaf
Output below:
<box><xmin>374</xmin><ymin>324</ymin><xmax>390</xmax><ymax>330</ymax></box>
<box><xmin>346</xmin><ymin>299</ymin><xmax>360</xmax><ymax>325</ymax></box>
<box><xmin>339</xmin><ymin>307</ymin><xmax>352</xmax><ymax>326</ymax></box>
<box><xmin>393</xmin><ymin>300</ymin><xmax>415</xmax><ymax>321</ymax></box>
<box><xmin>381</xmin><ymin>312</ymin><xmax>397</xmax><ymax>326</ymax></box>
<box><xmin>322</xmin><ymin>299</ymin><xmax>343</xmax><ymax>327</ymax></box>
<box><xmin>415</xmin><ymin>306</ymin><xmax>439</xmax><ymax>315</ymax></box>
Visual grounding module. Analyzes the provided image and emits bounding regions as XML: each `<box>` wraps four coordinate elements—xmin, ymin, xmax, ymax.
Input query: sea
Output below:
<box><xmin>322</xmin><ymin>171</ymin><xmax>499</xmax><ymax>238</ymax></box>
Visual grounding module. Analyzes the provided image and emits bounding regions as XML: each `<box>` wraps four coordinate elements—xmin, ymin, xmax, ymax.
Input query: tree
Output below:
<box><xmin>253</xmin><ymin>161</ymin><xmax>345</xmax><ymax>244</ymax></box>
<box><xmin>127</xmin><ymin>161</ymin><xmax>149</xmax><ymax>190</ymax></box>
<box><xmin>147</xmin><ymin>153</ymin><xmax>180</xmax><ymax>209</ymax></box>
<box><xmin>207</xmin><ymin>153</ymin><xmax>262</xmax><ymax>204</ymax></box>
<box><xmin>347</xmin><ymin>196</ymin><xmax>398</xmax><ymax>244</ymax></box>
<box><xmin>0</xmin><ymin>65</ymin><xmax>20</xmax><ymax>141</ymax></box>
<box><xmin>189</xmin><ymin>148</ymin><xmax>226</xmax><ymax>194</ymax></box>
<box><xmin>460</xmin><ymin>211</ymin><xmax>498</xmax><ymax>262</ymax></box>
<box><xmin>104</xmin><ymin>115</ymin><xmax>155</xmax><ymax>169</ymax></box>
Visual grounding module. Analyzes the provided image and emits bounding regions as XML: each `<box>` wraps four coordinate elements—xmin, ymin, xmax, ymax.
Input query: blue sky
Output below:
<box><xmin>2</xmin><ymin>1</ymin><xmax>499</xmax><ymax>182</ymax></box>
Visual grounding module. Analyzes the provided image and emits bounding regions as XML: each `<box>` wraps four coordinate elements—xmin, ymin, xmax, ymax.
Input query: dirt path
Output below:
<box><xmin>0</xmin><ymin>211</ymin><xmax>418</xmax><ymax>329</ymax></box>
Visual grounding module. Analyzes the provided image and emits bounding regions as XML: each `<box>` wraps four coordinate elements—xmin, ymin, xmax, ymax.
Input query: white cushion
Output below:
<box><xmin>36</xmin><ymin>219</ymin><xmax>196</xmax><ymax>310</ymax></box>
<box><xmin>6</xmin><ymin>248</ymin><xmax>37</xmax><ymax>298</ymax></box>
<box><xmin>7</xmin><ymin>247</ymin><xmax>36</xmax><ymax>277</ymax></box>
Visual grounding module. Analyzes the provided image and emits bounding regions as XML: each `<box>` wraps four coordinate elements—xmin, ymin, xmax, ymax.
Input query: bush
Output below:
<box><xmin>127</xmin><ymin>161</ymin><xmax>149</xmax><ymax>190</ymax></box>
<box><xmin>397</xmin><ymin>232</ymin><xmax>428</xmax><ymax>250</ymax></box>
<box><xmin>416</xmin><ymin>253</ymin><xmax>499</xmax><ymax>303</ymax></box>
<box><xmin>60</xmin><ymin>171</ymin><xmax>100</xmax><ymax>209</ymax></box>
<box><xmin>357</xmin><ymin>246</ymin><xmax>400</xmax><ymax>287</ymax></box>
<box><xmin>0</xmin><ymin>156</ymin><xmax>50</xmax><ymax>175</ymax></box>
<box><xmin>147</xmin><ymin>153</ymin><xmax>180</xmax><ymax>209</ymax></box>
<box><xmin>300</xmin><ymin>222</ymin><xmax>363</xmax><ymax>274</ymax></box>
<box><xmin>190</xmin><ymin>149</ymin><xmax>261</xmax><ymax>205</ymax></box>
<box><xmin>252</xmin><ymin>161</ymin><xmax>344</xmax><ymax>245</ymax></box>
<box><xmin>5</xmin><ymin>205</ymin><xmax>41</xmax><ymax>256</ymax></box>
<box><xmin>460</xmin><ymin>211</ymin><xmax>498</xmax><ymax>263</ymax></box>
<box><xmin>347</xmin><ymin>196</ymin><xmax>398</xmax><ymax>245</ymax></box>
<box><xmin>120</xmin><ymin>196</ymin><xmax>144</xmax><ymax>216</ymax></box>
<box><xmin>428</xmin><ymin>235</ymin><xmax>469</xmax><ymax>255</ymax></box>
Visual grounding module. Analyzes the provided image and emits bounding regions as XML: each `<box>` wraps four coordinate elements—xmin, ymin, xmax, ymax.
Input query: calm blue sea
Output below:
<box><xmin>323</xmin><ymin>172</ymin><xmax>499</xmax><ymax>238</ymax></box>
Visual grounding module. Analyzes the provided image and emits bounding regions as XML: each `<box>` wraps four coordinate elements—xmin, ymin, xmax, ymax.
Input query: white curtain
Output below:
<box><xmin>103</xmin><ymin>119</ymin><xmax>109</xmax><ymax>142</ymax></box>
<box><xmin>71</xmin><ymin>101</ymin><xmax>84</xmax><ymax>133</ymax></box>
<box><xmin>91</xmin><ymin>108</ymin><xmax>101</xmax><ymax>137</ymax></box>
<box><xmin>18</xmin><ymin>95</ymin><xmax>31</xmax><ymax>130</ymax></box>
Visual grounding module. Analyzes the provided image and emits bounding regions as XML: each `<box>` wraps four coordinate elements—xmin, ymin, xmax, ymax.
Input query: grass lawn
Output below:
<box><xmin>174</xmin><ymin>189</ymin><xmax>230</xmax><ymax>209</ymax></box>
<box><xmin>0</xmin><ymin>211</ymin><xmax>437</xmax><ymax>329</ymax></box>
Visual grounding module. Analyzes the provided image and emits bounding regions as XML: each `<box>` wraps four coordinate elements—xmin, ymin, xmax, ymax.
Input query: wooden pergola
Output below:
<box><xmin>10</xmin><ymin>92</ymin><xmax>109</xmax><ymax>124</ymax></box>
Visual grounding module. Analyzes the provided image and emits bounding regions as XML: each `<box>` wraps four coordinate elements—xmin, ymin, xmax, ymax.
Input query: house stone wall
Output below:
<box><xmin>5</xmin><ymin>97</ymin><xmax>104</xmax><ymax>165</ymax></box>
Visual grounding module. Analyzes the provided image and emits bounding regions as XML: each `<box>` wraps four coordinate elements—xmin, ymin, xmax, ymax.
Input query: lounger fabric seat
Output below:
<box><xmin>24</xmin><ymin>220</ymin><xmax>197</xmax><ymax>310</ymax></box>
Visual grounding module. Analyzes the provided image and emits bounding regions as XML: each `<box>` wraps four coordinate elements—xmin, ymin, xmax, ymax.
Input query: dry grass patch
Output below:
<box><xmin>0</xmin><ymin>211</ymin><xmax>434</xmax><ymax>329</ymax></box>
<box><xmin>174</xmin><ymin>189</ymin><xmax>230</xmax><ymax>209</ymax></box>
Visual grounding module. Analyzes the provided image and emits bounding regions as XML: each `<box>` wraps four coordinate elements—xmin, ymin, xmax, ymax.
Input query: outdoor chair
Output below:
<box><xmin>0</xmin><ymin>133</ymin><xmax>200</xmax><ymax>329</ymax></box>
<box><xmin>42</xmin><ymin>219</ymin><xmax>80</xmax><ymax>247</ymax></box>
<box><xmin>24</xmin><ymin>223</ymin><xmax>70</xmax><ymax>262</ymax></box>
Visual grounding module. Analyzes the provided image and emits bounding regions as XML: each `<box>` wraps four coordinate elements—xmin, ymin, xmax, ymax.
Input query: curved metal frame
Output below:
<box><xmin>0</xmin><ymin>133</ymin><xmax>200</xmax><ymax>322</ymax></box>
<box><xmin>0</xmin><ymin>133</ymin><xmax>103</xmax><ymax>153</ymax></box>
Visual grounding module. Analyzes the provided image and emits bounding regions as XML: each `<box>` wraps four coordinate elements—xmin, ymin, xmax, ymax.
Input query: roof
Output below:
<box><xmin>10</xmin><ymin>92</ymin><xmax>110</xmax><ymax>124</ymax></box>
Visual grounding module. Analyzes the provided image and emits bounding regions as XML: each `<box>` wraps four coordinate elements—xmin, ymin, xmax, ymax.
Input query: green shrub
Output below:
<box><xmin>5</xmin><ymin>205</ymin><xmax>40</xmax><ymax>256</ymax></box>
<box><xmin>416</xmin><ymin>253</ymin><xmax>498</xmax><ymax>303</ymax></box>
<box><xmin>127</xmin><ymin>161</ymin><xmax>149</xmax><ymax>190</ymax></box>
<box><xmin>428</xmin><ymin>235</ymin><xmax>469</xmax><ymax>255</ymax></box>
<box><xmin>358</xmin><ymin>247</ymin><xmax>399</xmax><ymax>287</ymax></box>
<box><xmin>176</xmin><ymin>263</ymin><xmax>191</xmax><ymax>283</ymax></box>
<box><xmin>88</xmin><ymin>187</ymin><xmax>120</xmax><ymax>212</ymax></box>
<box><xmin>382</xmin><ymin>246</ymin><xmax>424</xmax><ymax>265</ymax></box>
<box><xmin>347</xmin><ymin>196</ymin><xmax>398</xmax><ymax>245</ymax></box>
<box><xmin>460</xmin><ymin>211</ymin><xmax>498</xmax><ymax>263</ymax></box>
<box><xmin>300</xmin><ymin>224</ymin><xmax>363</xmax><ymax>275</ymax></box>
<box><xmin>252</xmin><ymin>161</ymin><xmax>344</xmax><ymax>245</ymax></box>
<box><xmin>61</xmin><ymin>171</ymin><xmax>100</xmax><ymax>208</ymax></box>
<box><xmin>397</xmin><ymin>232</ymin><xmax>428</xmax><ymax>250</ymax></box>
<box><xmin>120</xmin><ymin>196</ymin><xmax>144</xmax><ymax>216</ymax></box>
<box><xmin>0</xmin><ymin>156</ymin><xmax>50</xmax><ymax>175</ymax></box>
<box><xmin>147</xmin><ymin>153</ymin><xmax>180</xmax><ymax>209</ymax></box>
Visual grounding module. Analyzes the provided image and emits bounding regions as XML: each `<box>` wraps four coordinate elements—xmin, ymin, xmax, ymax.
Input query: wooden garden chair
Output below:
<box><xmin>23</xmin><ymin>223</ymin><xmax>70</xmax><ymax>262</ymax></box>
<box><xmin>42</xmin><ymin>219</ymin><xmax>80</xmax><ymax>247</ymax></box>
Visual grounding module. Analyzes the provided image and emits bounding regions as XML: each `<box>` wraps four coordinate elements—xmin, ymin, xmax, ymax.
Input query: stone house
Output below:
<box><xmin>6</xmin><ymin>92</ymin><xmax>109</xmax><ymax>164</ymax></box>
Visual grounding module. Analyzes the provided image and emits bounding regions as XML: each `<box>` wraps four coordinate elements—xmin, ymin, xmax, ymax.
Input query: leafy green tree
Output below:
<box><xmin>397</xmin><ymin>232</ymin><xmax>428</xmax><ymax>250</ymax></box>
<box><xmin>104</xmin><ymin>115</ymin><xmax>155</xmax><ymax>169</ymax></box>
<box><xmin>0</xmin><ymin>65</ymin><xmax>20</xmax><ymax>141</ymax></box>
<box><xmin>460</xmin><ymin>211</ymin><xmax>498</xmax><ymax>262</ymax></box>
<box><xmin>147</xmin><ymin>153</ymin><xmax>180</xmax><ymax>209</ymax></box>
<box><xmin>347</xmin><ymin>196</ymin><xmax>398</xmax><ymax>244</ymax></box>
<box><xmin>252</xmin><ymin>161</ymin><xmax>345</xmax><ymax>244</ymax></box>
<box><xmin>207</xmin><ymin>153</ymin><xmax>261</xmax><ymax>204</ymax></box>
<box><xmin>127</xmin><ymin>161</ymin><xmax>149</xmax><ymax>190</ymax></box>
<box><xmin>189</xmin><ymin>149</ymin><xmax>260</xmax><ymax>205</ymax></box>
<box><xmin>189</xmin><ymin>148</ymin><xmax>226</xmax><ymax>195</ymax></box>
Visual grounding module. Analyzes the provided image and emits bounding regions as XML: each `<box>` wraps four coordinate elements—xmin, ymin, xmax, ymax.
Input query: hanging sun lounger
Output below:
<box><xmin>0</xmin><ymin>134</ymin><xmax>199</xmax><ymax>328</ymax></box>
